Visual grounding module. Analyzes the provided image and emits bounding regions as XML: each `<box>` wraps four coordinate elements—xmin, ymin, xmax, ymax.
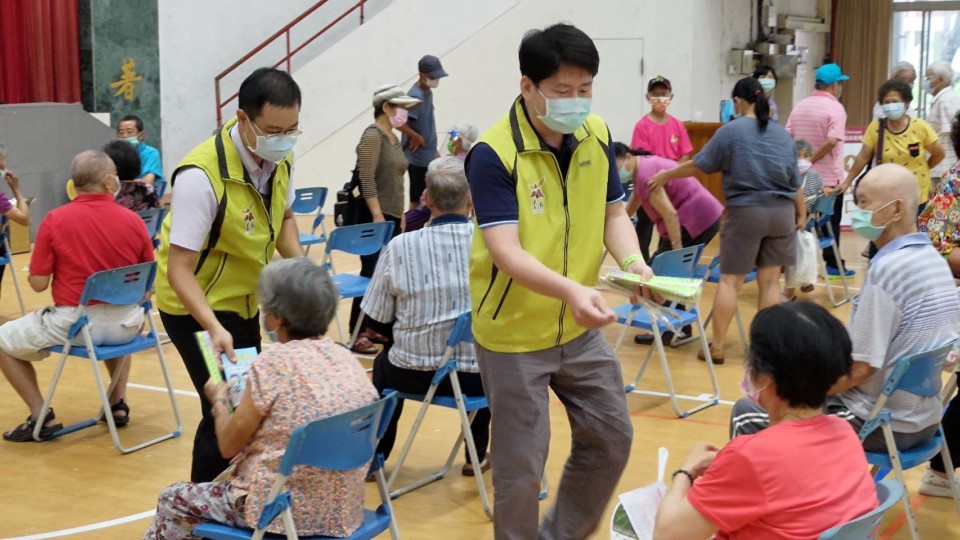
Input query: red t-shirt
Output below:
<box><xmin>630</xmin><ymin>114</ymin><xmax>693</xmax><ymax>160</ymax></box>
<box><xmin>687</xmin><ymin>415</ymin><xmax>878</xmax><ymax>540</ymax></box>
<box><xmin>30</xmin><ymin>193</ymin><xmax>155</xmax><ymax>306</ymax></box>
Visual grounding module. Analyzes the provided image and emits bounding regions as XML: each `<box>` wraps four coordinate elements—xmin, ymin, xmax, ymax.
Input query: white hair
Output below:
<box><xmin>927</xmin><ymin>61</ymin><xmax>954</xmax><ymax>84</ymax></box>
<box><xmin>451</xmin><ymin>123</ymin><xmax>478</xmax><ymax>151</ymax></box>
<box><xmin>892</xmin><ymin>61</ymin><xmax>916</xmax><ymax>79</ymax></box>
<box><xmin>426</xmin><ymin>156</ymin><xmax>470</xmax><ymax>212</ymax></box>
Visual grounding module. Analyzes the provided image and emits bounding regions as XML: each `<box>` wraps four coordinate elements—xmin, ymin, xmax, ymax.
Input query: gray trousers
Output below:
<box><xmin>476</xmin><ymin>329</ymin><xmax>633</xmax><ymax>540</ymax></box>
<box><xmin>730</xmin><ymin>396</ymin><xmax>939</xmax><ymax>452</ymax></box>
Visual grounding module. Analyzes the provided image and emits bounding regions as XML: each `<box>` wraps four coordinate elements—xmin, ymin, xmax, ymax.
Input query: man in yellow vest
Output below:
<box><xmin>466</xmin><ymin>23</ymin><xmax>653</xmax><ymax>539</ymax></box>
<box><xmin>155</xmin><ymin>68</ymin><xmax>303</xmax><ymax>482</ymax></box>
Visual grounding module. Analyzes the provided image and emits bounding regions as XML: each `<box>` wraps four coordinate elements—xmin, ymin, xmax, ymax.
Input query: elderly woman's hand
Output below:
<box><xmin>203</xmin><ymin>378</ymin><xmax>229</xmax><ymax>405</ymax></box>
<box><xmin>682</xmin><ymin>443</ymin><xmax>720</xmax><ymax>479</ymax></box>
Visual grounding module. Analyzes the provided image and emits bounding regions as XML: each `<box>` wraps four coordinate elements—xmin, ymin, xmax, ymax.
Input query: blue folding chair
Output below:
<box><xmin>321</xmin><ymin>222</ymin><xmax>395</xmax><ymax>341</ymax></box>
<box><xmin>383</xmin><ymin>312</ymin><xmax>493</xmax><ymax>519</ymax></box>
<box><xmin>153</xmin><ymin>179</ymin><xmax>168</xmax><ymax>200</ymax></box>
<box><xmin>34</xmin><ymin>262</ymin><xmax>183</xmax><ymax>453</ymax></box>
<box><xmin>807</xmin><ymin>194</ymin><xmax>851</xmax><ymax>307</ymax></box>
<box><xmin>818</xmin><ymin>478</ymin><xmax>904</xmax><ymax>540</ymax></box>
<box><xmin>137</xmin><ymin>207</ymin><xmax>166</xmax><ymax>249</ymax></box>
<box><xmin>194</xmin><ymin>392</ymin><xmax>401</xmax><ymax>540</ymax></box>
<box><xmin>857</xmin><ymin>341</ymin><xmax>960</xmax><ymax>540</ymax></box>
<box><xmin>694</xmin><ymin>256</ymin><xmax>751</xmax><ymax>356</ymax></box>
<box><xmin>0</xmin><ymin>215</ymin><xmax>26</xmax><ymax>316</ymax></box>
<box><xmin>611</xmin><ymin>245</ymin><xmax>720</xmax><ymax>418</ymax></box>
<box><xmin>293</xmin><ymin>187</ymin><xmax>329</xmax><ymax>256</ymax></box>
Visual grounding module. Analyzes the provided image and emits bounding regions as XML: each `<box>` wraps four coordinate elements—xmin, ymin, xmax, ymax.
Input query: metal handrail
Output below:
<box><xmin>214</xmin><ymin>0</ymin><xmax>367</xmax><ymax>125</ymax></box>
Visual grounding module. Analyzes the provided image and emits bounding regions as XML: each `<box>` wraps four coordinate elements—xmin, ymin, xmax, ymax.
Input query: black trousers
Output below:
<box><xmin>651</xmin><ymin>219</ymin><xmax>721</xmax><ymax>260</ymax></box>
<box><xmin>932</xmin><ymin>390</ymin><xmax>960</xmax><ymax>473</ymax></box>
<box><xmin>408</xmin><ymin>164</ymin><xmax>428</xmax><ymax>204</ymax></box>
<box><xmin>821</xmin><ymin>193</ymin><xmax>846</xmax><ymax>269</ymax></box>
<box><xmin>159</xmin><ymin>310</ymin><xmax>261</xmax><ymax>482</ymax></box>
<box><xmin>634</xmin><ymin>210</ymin><xmax>655</xmax><ymax>262</ymax></box>
<box><xmin>349</xmin><ymin>214</ymin><xmax>402</xmax><ymax>334</ymax></box>
<box><xmin>372</xmin><ymin>343</ymin><xmax>490</xmax><ymax>464</ymax></box>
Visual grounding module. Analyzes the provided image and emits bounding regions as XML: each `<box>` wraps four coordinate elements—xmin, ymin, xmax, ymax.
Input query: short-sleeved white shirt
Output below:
<box><xmin>169</xmin><ymin>125</ymin><xmax>295</xmax><ymax>251</ymax></box>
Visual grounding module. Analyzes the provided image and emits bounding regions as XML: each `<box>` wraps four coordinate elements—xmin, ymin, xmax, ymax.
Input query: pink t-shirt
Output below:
<box><xmin>632</xmin><ymin>155</ymin><xmax>723</xmax><ymax>239</ymax></box>
<box><xmin>687</xmin><ymin>415</ymin><xmax>878</xmax><ymax>540</ymax></box>
<box><xmin>785</xmin><ymin>91</ymin><xmax>847</xmax><ymax>186</ymax></box>
<box><xmin>630</xmin><ymin>115</ymin><xmax>693</xmax><ymax>160</ymax></box>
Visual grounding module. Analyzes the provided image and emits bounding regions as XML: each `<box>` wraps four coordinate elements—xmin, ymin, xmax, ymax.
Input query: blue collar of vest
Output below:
<box><xmin>429</xmin><ymin>214</ymin><xmax>469</xmax><ymax>226</ymax></box>
<box><xmin>873</xmin><ymin>232</ymin><xmax>931</xmax><ymax>263</ymax></box>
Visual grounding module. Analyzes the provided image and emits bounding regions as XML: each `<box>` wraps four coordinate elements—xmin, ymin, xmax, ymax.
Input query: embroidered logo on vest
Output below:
<box><xmin>243</xmin><ymin>207</ymin><xmax>256</xmax><ymax>235</ymax></box>
<box><xmin>529</xmin><ymin>178</ymin><xmax>546</xmax><ymax>215</ymax></box>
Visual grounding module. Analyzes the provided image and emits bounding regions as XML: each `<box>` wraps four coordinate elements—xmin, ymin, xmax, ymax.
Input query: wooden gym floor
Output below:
<box><xmin>0</xmin><ymin>215</ymin><xmax>957</xmax><ymax>539</ymax></box>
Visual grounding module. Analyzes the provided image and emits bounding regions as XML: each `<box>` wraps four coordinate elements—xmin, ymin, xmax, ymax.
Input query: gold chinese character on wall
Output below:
<box><xmin>109</xmin><ymin>58</ymin><xmax>143</xmax><ymax>102</ymax></box>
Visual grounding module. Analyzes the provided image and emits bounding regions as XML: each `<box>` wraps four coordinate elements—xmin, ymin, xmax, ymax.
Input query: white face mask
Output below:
<box><xmin>107</xmin><ymin>174</ymin><xmax>121</xmax><ymax>198</ymax></box>
<box><xmin>246</xmin><ymin>119</ymin><xmax>300</xmax><ymax>163</ymax></box>
<box><xmin>425</xmin><ymin>78</ymin><xmax>439</xmax><ymax>89</ymax></box>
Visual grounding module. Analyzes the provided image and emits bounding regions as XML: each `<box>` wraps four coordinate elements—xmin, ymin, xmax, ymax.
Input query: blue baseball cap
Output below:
<box><xmin>815</xmin><ymin>63</ymin><xmax>850</xmax><ymax>85</ymax></box>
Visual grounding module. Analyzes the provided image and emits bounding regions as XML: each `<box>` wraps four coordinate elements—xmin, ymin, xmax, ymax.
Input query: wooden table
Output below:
<box><xmin>683</xmin><ymin>121</ymin><xmax>724</xmax><ymax>203</ymax></box>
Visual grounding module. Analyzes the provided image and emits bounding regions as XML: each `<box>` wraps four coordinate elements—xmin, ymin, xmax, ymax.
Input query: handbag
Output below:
<box><xmin>333</xmin><ymin>167</ymin><xmax>364</xmax><ymax>227</ymax></box>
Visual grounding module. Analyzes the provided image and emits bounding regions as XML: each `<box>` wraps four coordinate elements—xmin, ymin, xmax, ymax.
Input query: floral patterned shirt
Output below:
<box><xmin>919</xmin><ymin>161</ymin><xmax>960</xmax><ymax>269</ymax></box>
<box><xmin>229</xmin><ymin>338</ymin><xmax>378</xmax><ymax>536</ymax></box>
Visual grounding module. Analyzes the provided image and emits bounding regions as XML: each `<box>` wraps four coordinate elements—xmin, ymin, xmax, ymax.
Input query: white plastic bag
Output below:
<box><xmin>785</xmin><ymin>230</ymin><xmax>819</xmax><ymax>288</ymax></box>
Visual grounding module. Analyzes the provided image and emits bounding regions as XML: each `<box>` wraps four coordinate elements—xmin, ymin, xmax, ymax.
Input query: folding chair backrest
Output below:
<box><xmin>651</xmin><ymin>244</ymin><xmax>704</xmax><ymax>278</ymax></box>
<box><xmin>77</xmin><ymin>262</ymin><xmax>157</xmax><ymax>307</ymax></box>
<box><xmin>292</xmin><ymin>187</ymin><xmax>328</xmax><ymax>214</ymax></box>
<box><xmin>137</xmin><ymin>208</ymin><xmax>164</xmax><ymax>238</ymax></box>
<box><xmin>812</xmin><ymin>194</ymin><xmax>838</xmax><ymax>217</ymax></box>
<box><xmin>818</xmin><ymin>478</ymin><xmax>904</xmax><ymax>539</ymax></box>
<box><xmin>884</xmin><ymin>341</ymin><xmax>956</xmax><ymax>398</ymax></box>
<box><xmin>153</xmin><ymin>179</ymin><xmax>168</xmax><ymax>199</ymax></box>
<box><xmin>325</xmin><ymin>222</ymin><xmax>395</xmax><ymax>258</ymax></box>
<box><xmin>277</xmin><ymin>392</ymin><xmax>398</xmax><ymax>476</ymax></box>
<box><xmin>447</xmin><ymin>312</ymin><xmax>474</xmax><ymax>347</ymax></box>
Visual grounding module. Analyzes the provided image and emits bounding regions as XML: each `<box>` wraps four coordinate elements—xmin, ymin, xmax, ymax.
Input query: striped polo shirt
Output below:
<box><xmin>839</xmin><ymin>233</ymin><xmax>960</xmax><ymax>433</ymax></box>
<box><xmin>786</xmin><ymin>90</ymin><xmax>847</xmax><ymax>186</ymax></box>
<box><xmin>361</xmin><ymin>214</ymin><xmax>477</xmax><ymax>372</ymax></box>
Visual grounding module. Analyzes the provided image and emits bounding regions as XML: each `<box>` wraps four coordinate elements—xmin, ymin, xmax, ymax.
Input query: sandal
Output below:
<box><xmin>362</xmin><ymin>329</ymin><xmax>390</xmax><ymax>345</ymax></box>
<box><xmin>462</xmin><ymin>457</ymin><xmax>491</xmax><ymax>477</ymax></box>
<box><xmin>110</xmin><ymin>399</ymin><xmax>130</xmax><ymax>427</ymax></box>
<box><xmin>3</xmin><ymin>409</ymin><xmax>62</xmax><ymax>442</ymax></box>
<box><xmin>351</xmin><ymin>336</ymin><xmax>378</xmax><ymax>355</ymax></box>
<box><xmin>697</xmin><ymin>343</ymin><xmax>725</xmax><ymax>365</ymax></box>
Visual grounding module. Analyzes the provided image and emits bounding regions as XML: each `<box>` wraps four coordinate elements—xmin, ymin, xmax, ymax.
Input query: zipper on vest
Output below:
<box><xmin>477</xmin><ymin>263</ymin><xmax>499</xmax><ymax>315</ymax></box>
<box><xmin>203</xmin><ymin>253</ymin><xmax>229</xmax><ymax>295</ymax></box>
<box><xmin>555</xmin><ymin>157</ymin><xmax>571</xmax><ymax>347</ymax></box>
<box><xmin>491</xmin><ymin>278</ymin><xmax>513</xmax><ymax>320</ymax></box>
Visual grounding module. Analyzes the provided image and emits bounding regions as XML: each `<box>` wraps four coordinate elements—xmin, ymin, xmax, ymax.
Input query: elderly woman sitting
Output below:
<box><xmin>144</xmin><ymin>258</ymin><xmax>377</xmax><ymax>539</ymax></box>
<box><xmin>654</xmin><ymin>302</ymin><xmax>878</xmax><ymax>539</ymax></box>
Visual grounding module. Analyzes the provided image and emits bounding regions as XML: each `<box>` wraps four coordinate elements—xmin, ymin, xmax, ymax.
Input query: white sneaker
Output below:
<box><xmin>919</xmin><ymin>468</ymin><xmax>955</xmax><ymax>498</ymax></box>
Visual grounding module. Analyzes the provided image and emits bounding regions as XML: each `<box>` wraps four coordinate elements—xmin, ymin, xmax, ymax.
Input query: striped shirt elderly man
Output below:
<box><xmin>731</xmin><ymin>164</ymin><xmax>960</xmax><ymax>451</ymax></box>
<box><xmin>361</xmin><ymin>156</ymin><xmax>490</xmax><ymax>476</ymax></box>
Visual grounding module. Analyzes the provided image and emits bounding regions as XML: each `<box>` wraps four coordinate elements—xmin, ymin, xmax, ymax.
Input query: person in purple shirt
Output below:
<box><xmin>616</xmin><ymin>142</ymin><xmax>723</xmax><ymax>345</ymax></box>
<box><xmin>0</xmin><ymin>143</ymin><xmax>32</xmax><ymax>290</ymax></box>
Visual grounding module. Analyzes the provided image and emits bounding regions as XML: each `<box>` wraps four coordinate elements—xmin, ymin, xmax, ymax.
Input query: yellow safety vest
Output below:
<box><xmin>469</xmin><ymin>98</ymin><xmax>612</xmax><ymax>353</ymax></box>
<box><xmin>156</xmin><ymin>119</ymin><xmax>290</xmax><ymax>318</ymax></box>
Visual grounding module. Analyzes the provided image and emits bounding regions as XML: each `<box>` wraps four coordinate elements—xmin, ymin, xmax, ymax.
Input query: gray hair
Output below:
<box><xmin>794</xmin><ymin>139</ymin><xmax>813</xmax><ymax>155</ymax></box>
<box><xmin>927</xmin><ymin>61</ymin><xmax>954</xmax><ymax>84</ymax></box>
<box><xmin>258</xmin><ymin>258</ymin><xmax>338</xmax><ymax>339</ymax></box>
<box><xmin>71</xmin><ymin>150</ymin><xmax>114</xmax><ymax>190</ymax></box>
<box><xmin>451</xmin><ymin>122</ymin><xmax>478</xmax><ymax>151</ymax></box>
<box><xmin>892</xmin><ymin>61</ymin><xmax>916</xmax><ymax>80</ymax></box>
<box><xmin>426</xmin><ymin>156</ymin><xmax>470</xmax><ymax>213</ymax></box>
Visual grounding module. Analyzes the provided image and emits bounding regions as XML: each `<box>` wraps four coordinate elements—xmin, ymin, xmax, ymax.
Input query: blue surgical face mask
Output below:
<box><xmin>758</xmin><ymin>78</ymin><xmax>776</xmax><ymax>93</ymax></box>
<box><xmin>535</xmin><ymin>87</ymin><xmax>591</xmax><ymax>134</ymax></box>
<box><xmin>850</xmin><ymin>200</ymin><xmax>897</xmax><ymax>241</ymax></box>
<box><xmin>121</xmin><ymin>136</ymin><xmax>140</xmax><ymax>147</ymax></box>
<box><xmin>259</xmin><ymin>311</ymin><xmax>279</xmax><ymax>343</ymax></box>
<box><xmin>619</xmin><ymin>167</ymin><xmax>633</xmax><ymax>184</ymax></box>
<box><xmin>247</xmin><ymin>119</ymin><xmax>300</xmax><ymax>163</ymax></box>
<box><xmin>881</xmin><ymin>102</ymin><xmax>906</xmax><ymax>120</ymax></box>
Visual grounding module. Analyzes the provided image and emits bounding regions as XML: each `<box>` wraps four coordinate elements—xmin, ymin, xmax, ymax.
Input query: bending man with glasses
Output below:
<box><xmin>155</xmin><ymin>68</ymin><xmax>304</xmax><ymax>482</ymax></box>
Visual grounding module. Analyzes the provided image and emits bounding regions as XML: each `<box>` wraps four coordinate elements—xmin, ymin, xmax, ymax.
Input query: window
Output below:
<box><xmin>892</xmin><ymin>1</ymin><xmax>960</xmax><ymax>116</ymax></box>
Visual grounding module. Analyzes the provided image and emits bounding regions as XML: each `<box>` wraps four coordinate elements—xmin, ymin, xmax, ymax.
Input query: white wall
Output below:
<box><xmin>157</xmin><ymin>0</ymin><xmax>392</xmax><ymax>170</ymax></box>
<box><xmin>292</xmin><ymin>0</ymin><xmax>757</xmax><ymax>193</ymax></box>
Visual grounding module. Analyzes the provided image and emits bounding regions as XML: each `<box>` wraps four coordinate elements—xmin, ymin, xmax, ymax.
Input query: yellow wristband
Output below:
<box><xmin>621</xmin><ymin>254</ymin><xmax>645</xmax><ymax>271</ymax></box>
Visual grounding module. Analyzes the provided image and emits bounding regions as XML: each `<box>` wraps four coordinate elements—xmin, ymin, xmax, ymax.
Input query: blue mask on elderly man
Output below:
<box><xmin>259</xmin><ymin>311</ymin><xmax>279</xmax><ymax>342</ymax></box>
